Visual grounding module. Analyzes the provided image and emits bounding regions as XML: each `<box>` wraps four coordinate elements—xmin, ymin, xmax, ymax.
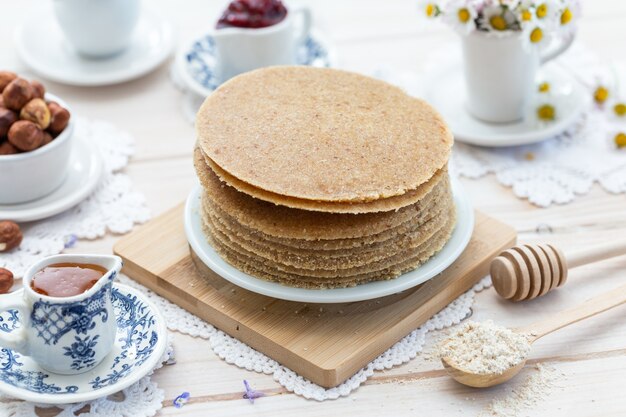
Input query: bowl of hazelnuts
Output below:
<box><xmin>0</xmin><ymin>71</ymin><xmax>73</xmax><ymax>204</ymax></box>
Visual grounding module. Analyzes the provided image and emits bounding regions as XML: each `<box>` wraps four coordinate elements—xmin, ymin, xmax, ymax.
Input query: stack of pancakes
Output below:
<box><xmin>194</xmin><ymin>67</ymin><xmax>455</xmax><ymax>289</ymax></box>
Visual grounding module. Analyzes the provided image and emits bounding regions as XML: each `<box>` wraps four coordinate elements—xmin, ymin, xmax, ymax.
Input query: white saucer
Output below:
<box><xmin>424</xmin><ymin>62</ymin><xmax>589</xmax><ymax>147</ymax></box>
<box><xmin>0</xmin><ymin>135</ymin><xmax>103</xmax><ymax>222</ymax></box>
<box><xmin>184</xmin><ymin>180</ymin><xmax>474</xmax><ymax>304</ymax></box>
<box><xmin>0</xmin><ymin>284</ymin><xmax>167</xmax><ymax>404</ymax></box>
<box><xmin>15</xmin><ymin>8</ymin><xmax>174</xmax><ymax>86</ymax></box>
<box><xmin>174</xmin><ymin>29</ymin><xmax>337</xmax><ymax>97</ymax></box>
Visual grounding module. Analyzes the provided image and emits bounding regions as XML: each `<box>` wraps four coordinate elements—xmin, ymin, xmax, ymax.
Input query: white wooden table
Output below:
<box><xmin>2</xmin><ymin>1</ymin><xmax>626</xmax><ymax>415</ymax></box>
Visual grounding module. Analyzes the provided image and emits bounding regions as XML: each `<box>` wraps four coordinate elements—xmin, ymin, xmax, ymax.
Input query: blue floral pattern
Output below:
<box><xmin>185</xmin><ymin>34</ymin><xmax>331</xmax><ymax>92</ymax></box>
<box><xmin>63</xmin><ymin>335</ymin><xmax>100</xmax><ymax>371</ymax></box>
<box><xmin>30</xmin><ymin>281</ymin><xmax>111</xmax><ymax>346</ymax></box>
<box><xmin>0</xmin><ymin>285</ymin><xmax>162</xmax><ymax>396</ymax></box>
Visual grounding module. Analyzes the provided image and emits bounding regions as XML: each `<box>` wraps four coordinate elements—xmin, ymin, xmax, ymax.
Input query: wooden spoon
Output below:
<box><xmin>441</xmin><ymin>282</ymin><xmax>626</xmax><ymax>388</ymax></box>
<box><xmin>490</xmin><ymin>238</ymin><xmax>626</xmax><ymax>301</ymax></box>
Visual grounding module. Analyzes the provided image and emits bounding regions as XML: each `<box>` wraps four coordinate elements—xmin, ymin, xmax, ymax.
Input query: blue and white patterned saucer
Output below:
<box><xmin>174</xmin><ymin>30</ymin><xmax>336</xmax><ymax>97</ymax></box>
<box><xmin>0</xmin><ymin>284</ymin><xmax>167</xmax><ymax>404</ymax></box>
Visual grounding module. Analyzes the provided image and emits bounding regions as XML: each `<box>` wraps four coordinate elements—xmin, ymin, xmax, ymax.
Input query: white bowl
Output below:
<box><xmin>0</xmin><ymin>93</ymin><xmax>74</xmax><ymax>204</ymax></box>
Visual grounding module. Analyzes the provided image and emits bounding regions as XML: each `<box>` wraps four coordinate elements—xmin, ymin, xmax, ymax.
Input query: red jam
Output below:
<box><xmin>216</xmin><ymin>0</ymin><xmax>288</xmax><ymax>29</ymax></box>
<box><xmin>31</xmin><ymin>263</ymin><xmax>107</xmax><ymax>298</ymax></box>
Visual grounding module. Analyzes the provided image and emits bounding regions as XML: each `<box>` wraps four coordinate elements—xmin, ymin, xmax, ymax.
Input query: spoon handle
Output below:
<box><xmin>566</xmin><ymin>237</ymin><xmax>626</xmax><ymax>268</ymax></box>
<box><xmin>518</xmin><ymin>282</ymin><xmax>626</xmax><ymax>341</ymax></box>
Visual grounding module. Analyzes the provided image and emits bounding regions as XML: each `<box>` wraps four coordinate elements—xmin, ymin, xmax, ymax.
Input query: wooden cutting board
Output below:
<box><xmin>114</xmin><ymin>204</ymin><xmax>516</xmax><ymax>388</ymax></box>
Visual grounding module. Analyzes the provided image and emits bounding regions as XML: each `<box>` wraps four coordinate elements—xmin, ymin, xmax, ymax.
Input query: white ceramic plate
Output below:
<box><xmin>0</xmin><ymin>284</ymin><xmax>168</xmax><ymax>404</ymax></box>
<box><xmin>15</xmin><ymin>8</ymin><xmax>174</xmax><ymax>86</ymax></box>
<box><xmin>0</xmin><ymin>135</ymin><xmax>103</xmax><ymax>222</ymax></box>
<box><xmin>424</xmin><ymin>63</ymin><xmax>589</xmax><ymax>147</ymax></box>
<box><xmin>184</xmin><ymin>180</ymin><xmax>474</xmax><ymax>303</ymax></box>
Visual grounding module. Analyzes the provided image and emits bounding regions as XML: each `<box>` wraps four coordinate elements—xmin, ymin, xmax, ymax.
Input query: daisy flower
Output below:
<box><xmin>418</xmin><ymin>0</ymin><xmax>442</xmax><ymax>19</ymax></box>
<box><xmin>536</xmin><ymin>101</ymin><xmax>557</xmax><ymax>121</ymax></box>
<box><xmin>614</xmin><ymin>131</ymin><xmax>626</xmax><ymax>149</ymax></box>
<box><xmin>538</xmin><ymin>81</ymin><xmax>551</xmax><ymax>93</ymax></box>
<box><xmin>533</xmin><ymin>0</ymin><xmax>560</xmax><ymax>29</ymax></box>
<box><xmin>559</xmin><ymin>0</ymin><xmax>580</xmax><ymax>34</ymax></box>
<box><xmin>481</xmin><ymin>5</ymin><xmax>511</xmax><ymax>33</ymax></box>
<box><xmin>443</xmin><ymin>0</ymin><xmax>478</xmax><ymax>34</ymax></box>
<box><xmin>522</xmin><ymin>21</ymin><xmax>550</xmax><ymax>49</ymax></box>
<box><xmin>594</xmin><ymin>85</ymin><xmax>610</xmax><ymax>105</ymax></box>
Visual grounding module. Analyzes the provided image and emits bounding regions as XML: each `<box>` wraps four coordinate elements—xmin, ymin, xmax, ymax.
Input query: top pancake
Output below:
<box><xmin>196</xmin><ymin>66</ymin><xmax>453</xmax><ymax>203</ymax></box>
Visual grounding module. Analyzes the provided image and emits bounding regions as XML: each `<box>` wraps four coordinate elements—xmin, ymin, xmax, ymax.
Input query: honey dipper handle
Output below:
<box><xmin>566</xmin><ymin>237</ymin><xmax>626</xmax><ymax>268</ymax></box>
<box><xmin>518</xmin><ymin>282</ymin><xmax>626</xmax><ymax>341</ymax></box>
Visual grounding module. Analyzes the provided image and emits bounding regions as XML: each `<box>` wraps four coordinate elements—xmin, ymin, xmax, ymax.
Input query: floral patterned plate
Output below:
<box><xmin>174</xmin><ymin>29</ymin><xmax>336</xmax><ymax>97</ymax></box>
<box><xmin>0</xmin><ymin>284</ymin><xmax>167</xmax><ymax>404</ymax></box>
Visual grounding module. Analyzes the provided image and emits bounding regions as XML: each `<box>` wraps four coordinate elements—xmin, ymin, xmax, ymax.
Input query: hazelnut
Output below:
<box><xmin>41</xmin><ymin>130</ymin><xmax>53</xmax><ymax>147</ymax></box>
<box><xmin>0</xmin><ymin>268</ymin><xmax>14</xmax><ymax>294</ymax></box>
<box><xmin>8</xmin><ymin>120</ymin><xmax>43</xmax><ymax>151</ymax></box>
<box><xmin>47</xmin><ymin>101</ymin><xmax>70</xmax><ymax>135</ymax></box>
<box><xmin>0</xmin><ymin>107</ymin><xmax>17</xmax><ymax>137</ymax></box>
<box><xmin>0</xmin><ymin>71</ymin><xmax>17</xmax><ymax>93</ymax></box>
<box><xmin>0</xmin><ymin>221</ymin><xmax>22</xmax><ymax>252</ymax></box>
<box><xmin>0</xmin><ymin>140</ymin><xmax>18</xmax><ymax>155</ymax></box>
<box><xmin>2</xmin><ymin>78</ymin><xmax>34</xmax><ymax>111</ymax></box>
<box><xmin>20</xmin><ymin>98</ymin><xmax>50</xmax><ymax>129</ymax></box>
<box><xmin>31</xmin><ymin>80</ymin><xmax>45</xmax><ymax>99</ymax></box>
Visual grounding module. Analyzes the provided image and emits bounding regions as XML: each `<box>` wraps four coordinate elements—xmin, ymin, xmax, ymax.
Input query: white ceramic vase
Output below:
<box><xmin>461</xmin><ymin>31</ymin><xmax>574</xmax><ymax>123</ymax></box>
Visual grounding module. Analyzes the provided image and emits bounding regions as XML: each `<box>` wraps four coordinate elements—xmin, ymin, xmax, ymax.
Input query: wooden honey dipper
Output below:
<box><xmin>490</xmin><ymin>239</ymin><xmax>626</xmax><ymax>301</ymax></box>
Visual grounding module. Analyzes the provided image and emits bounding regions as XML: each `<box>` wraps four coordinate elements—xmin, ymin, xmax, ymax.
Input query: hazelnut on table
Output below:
<box><xmin>0</xmin><ymin>221</ymin><xmax>22</xmax><ymax>252</ymax></box>
<box><xmin>2</xmin><ymin>78</ymin><xmax>34</xmax><ymax>111</ymax></box>
<box><xmin>20</xmin><ymin>98</ymin><xmax>50</xmax><ymax>130</ymax></box>
<box><xmin>0</xmin><ymin>268</ymin><xmax>14</xmax><ymax>294</ymax></box>
<box><xmin>8</xmin><ymin>120</ymin><xmax>44</xmax><ymax>151</ymax></box>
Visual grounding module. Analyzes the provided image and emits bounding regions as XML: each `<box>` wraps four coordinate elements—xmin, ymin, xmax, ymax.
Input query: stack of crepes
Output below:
<box><xmin>194</xmin><ymin>66</ymin><xmax>455</xmax><ymax>289</ymax></box>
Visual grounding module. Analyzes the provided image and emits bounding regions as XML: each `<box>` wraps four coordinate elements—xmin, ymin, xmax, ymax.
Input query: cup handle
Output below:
<box><xmin>291</xmin><ymin>7</ymin><xmax>312</xmax><ymax>46</ymax></box>
<box><xmin>0</xmin><ymin>292</ymin><xmax>29</xmax><ymax>355</ymax></box>
<box><xmin>540</xmin><ymin>31</ymin><xmax>575</xmax><ymax>64</ymax></box>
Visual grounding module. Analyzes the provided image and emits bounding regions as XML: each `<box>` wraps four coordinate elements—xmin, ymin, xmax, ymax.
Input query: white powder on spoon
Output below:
<box><xmin>439</xmin><ymin>320</ymin><xmax>532</xmax><ymax>375</ymax></box>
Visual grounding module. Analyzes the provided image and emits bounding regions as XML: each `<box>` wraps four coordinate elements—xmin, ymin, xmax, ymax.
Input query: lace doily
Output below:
<box><xmin>381</xmin><ymin>44</ymin><xmax>626</xmax><ymax>207</ymax></box>
<box><xmin>0</xmin><ymin>118</ymin><xmax>151</xmax><ymax>278</ymax></box>
<box><xmin>117</xmin><ymin>275</ymin><xmax>491</xmax><ymax>401</ymax></box>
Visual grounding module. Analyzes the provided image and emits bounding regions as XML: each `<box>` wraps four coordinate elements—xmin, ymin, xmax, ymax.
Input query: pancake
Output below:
<box><xmin>202</xmin><ymin>209</ymin><xmax>456</xmax><ymax>288</ymax></box>
<box><xmin>196</xmin><ymin>66</ymin><xmax>453</xmax><ymax>203</ymax></box>
<box><xmin>202</xmin><ymin>150</ymin><xmax>448</xmax><ymax>214</ymax></box>
<box><xmin>201</xmin><ymin>176</ymin><xmax>452</xmax><ymax>252</ymax></box>
<box><xmin>194</xmin><ymin>147</ymin><xmax>449</xmax><ymax>241</ymax></box>
<box><xmin>202</xmin><ymin>194</ymin><xmax>452</xmax><ymax>270</ymax></box>
<box><xmin>203</xmin><ymin>204</ymin><xmax>455</xmax><ymax>278</ymax></box>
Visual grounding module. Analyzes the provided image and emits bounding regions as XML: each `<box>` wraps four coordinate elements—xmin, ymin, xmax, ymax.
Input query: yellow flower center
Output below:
<box><xmin>458</xmin><ymin>8</ymin><xmax>471</xmax><ymax>23</ymax></box>
<box><xmin>426</xmin><ymin>3</ymin><xmax>435</xmax><ymax>17</ymax></box>
<box><xmin>490</xmin><ymin>15</ymin><xmax>507</xmax><ymax>31</ymax></box>
<box><xmin>530</xmin><ymin>27</ymin><xmax>543</xmax><ymax>43</ymax></box>
<box><xmin>537</xmin><ymin>104</ymin><xmax>556</xmax><ymax>121</ymax></box>
<box><xmin>594</xmin><ymin>86</ymin><xmax>609</xmax><ymax>104</ymax></box>
<box><xmin>536</xmin><ymin>4</ymin><xmax>548</xmax><ymax>18</ymax></box>
<box><xmin>615</xmin><ymin>132</ymin><xmax>626</xmax><ymax>148</ymax></box>
<box><xmin>521</xmin><ymin>9</ymin><xmax>532</xmax><ymax>21</ymax></box>
<box><xmin>614</xmin><ymin>103</ymin><xmax>626</xmax><ymax>116</ymax></box>
<box><xmin>561</xmin><ymin>7</ymin><xmax>573</xmax><ymax>25</ymax></box>
<box><xmin>538</xmin><ymin>82</ymin><xmax>550</xmax><ymax>93</ymax></box>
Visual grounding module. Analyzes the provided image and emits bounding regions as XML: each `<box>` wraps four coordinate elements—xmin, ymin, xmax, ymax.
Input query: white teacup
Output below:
<box><xmin>212</xmin><ymin>7</ymin><xmax>311</xmax><ymax>82</ymax></box>
<box><xmin>52</xmin><ymin>0</ymin><xmax>141</xmax><ymax>58</ymax></box>
<box><xmin>0</xmin><ymin>254</ymin><xmax>122</xmax><ymax>375</ymax></box>
<box><xmin>461</xmin><ymin>31</ymin><xmax>574</xmax><ymax>123</ymax></box>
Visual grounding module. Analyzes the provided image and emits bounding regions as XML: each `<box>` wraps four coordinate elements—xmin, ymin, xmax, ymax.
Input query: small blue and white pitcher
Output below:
<box><xmin>0</xmin><ymin>254</ymin><xmax>122</xmax><ymax>375</ymax></box>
